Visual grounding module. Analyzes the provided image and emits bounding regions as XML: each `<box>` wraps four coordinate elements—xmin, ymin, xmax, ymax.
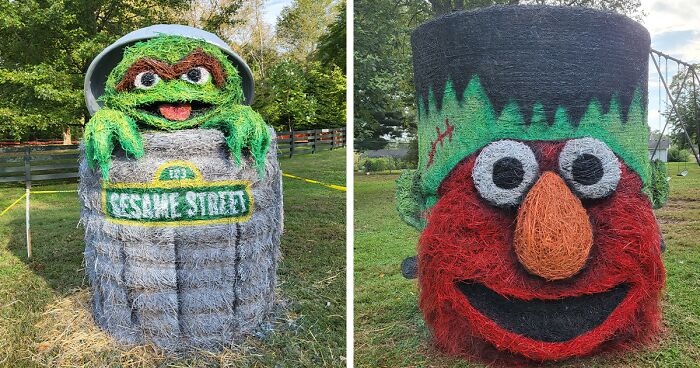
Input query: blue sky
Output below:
<box><xmin>641</xmin><ymin>0</ymin><xmax>700</xmax><ymax>132</ymax></box>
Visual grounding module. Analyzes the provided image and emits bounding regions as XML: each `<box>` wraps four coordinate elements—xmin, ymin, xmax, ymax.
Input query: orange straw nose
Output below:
<box><xmin>514</xmin><ymin>171</ymin><xmax>593</xmax><ymax>281</ymax></box>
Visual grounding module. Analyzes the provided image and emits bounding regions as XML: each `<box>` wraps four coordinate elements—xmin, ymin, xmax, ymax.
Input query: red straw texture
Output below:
<box><xmin>418</xmin><ymin>140</ymin><xmax>664</xmax><ymax>362</ymax></box>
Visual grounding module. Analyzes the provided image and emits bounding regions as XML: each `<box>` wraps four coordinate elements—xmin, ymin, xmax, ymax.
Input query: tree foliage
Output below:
<box><xmin>665</xmin><ymin>66</ymin><xmax>700</xmax><ymax>152</ymax></box>
<box><xmin>314</xmin><ymin>0</ymin><xmax>346</xmax><ymax>73</ymax></box>
<box><xmin>354</xmin><ymin>0</ymin><xmax>430</xmax><ymax>151</ymax></box>
<box><xmin>254</xmin><ymin>60</ymin><xmax>345</xmax><ymax>132</ymax></box>
<box><xmin>180</xmin><ymin>0</ymin><xmax>244</xmax><ymax>35</ymax></box>
<box><xmin>255</xmin><ymin>60</ymin><xmax>316</xmax><ymax>132</ymax></box>
<box><xmin>276</xmin><ymin>0</ymin><xmax>337</xmax><ymax>62</ymax></box>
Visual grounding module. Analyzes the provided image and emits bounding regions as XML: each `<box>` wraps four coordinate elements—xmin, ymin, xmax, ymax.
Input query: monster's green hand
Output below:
<box><xmin>203</xmin><ymin>105</ymin><xmax>271</xmax><ymax>174</ymax></box>
<box><xmin>84</xmin><ymin>108</ymin><xmax>144</xmax><ymax>180</ymax></box>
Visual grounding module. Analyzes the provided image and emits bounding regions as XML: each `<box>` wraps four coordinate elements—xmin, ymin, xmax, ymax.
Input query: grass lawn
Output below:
<box><xmin>0</xmin><ymin>148</ymin><xmax>346</xmax><ymax>367</ymax></box>
<box><xmin>354</xmin><ymin>161</ymin><xmax>700</xmax><ymax>367</ymax></box>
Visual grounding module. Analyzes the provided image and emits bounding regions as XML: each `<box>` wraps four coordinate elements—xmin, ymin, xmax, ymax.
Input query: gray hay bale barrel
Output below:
<box><xmin>78</xmin><ymin>128</ymin><xmax>283</xmax><ymax>351</ymax></box>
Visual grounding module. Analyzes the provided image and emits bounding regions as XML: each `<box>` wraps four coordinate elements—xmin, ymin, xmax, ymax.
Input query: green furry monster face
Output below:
<box><xmin>99</xmin><ymin>36</ymin><xmax>246</xmax><ymax>130</ymax></box>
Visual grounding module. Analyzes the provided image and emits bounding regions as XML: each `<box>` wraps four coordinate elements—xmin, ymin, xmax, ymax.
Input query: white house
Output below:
<box><xmin>648</xmin><ymin>137</ymin><xmax>670</xmax><ymax>162</ymax></box>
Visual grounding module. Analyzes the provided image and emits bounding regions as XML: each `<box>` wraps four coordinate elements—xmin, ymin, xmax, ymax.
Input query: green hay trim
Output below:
<box><xmin>649</xmin><ymin>159</ymin><xmax>669</xmax><ymax>209</ymax></box>
<box><xmin>417</xmin><ymin>75</ymin><xmax>651</xmax><ymax>201</ymax></box>
<box><xmin>396</xmin><ymin>170</ymin><xmax>426</xmax><ymax>230</ymax></box>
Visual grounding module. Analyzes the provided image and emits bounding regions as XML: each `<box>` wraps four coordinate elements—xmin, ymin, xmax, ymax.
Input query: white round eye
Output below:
<box><xmin>180</xmin><ymin>67</ymin><xmax>211</xmax><ymax>85</ymax></box>
<box><xmin>558</xmin><ymin>137</ymin><xmax>621</xmax><ymax>199</ymax></box>
<box><xmin>134</xmin><ymin>71</ymin><xmax>160</xmax><ymax>89</ymax></box>
<box><xmin>472</xmin><ymin>140</ymin><xmax>540</xmax><ymax>207</ymax></box>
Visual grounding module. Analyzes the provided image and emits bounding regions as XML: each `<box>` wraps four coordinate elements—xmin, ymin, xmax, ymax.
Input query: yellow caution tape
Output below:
<box><xmin>0</xmin><ymin>190</ymin><xmax>77</xmax><ymax>218</ymax></box>
<box><xmin>282</xmin><ymin>173</ymin><xmax>346</xmax><ymax>192</ymax></box>
<box><xmin>0</xmin><ymin>193</ymin><xmax>26</xmax><ymax>217</ymax></box>
<box><xmin>31</xmin><ymin>190</ymin><xmax>78</xmax><ymax>194</ymax></box>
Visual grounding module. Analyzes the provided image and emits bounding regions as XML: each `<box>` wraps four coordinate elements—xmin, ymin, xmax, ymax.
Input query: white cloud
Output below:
<box><xmin>641</xmin><ymin>0</ymin><xmax>700</xmax><ymax>63</ymax></box>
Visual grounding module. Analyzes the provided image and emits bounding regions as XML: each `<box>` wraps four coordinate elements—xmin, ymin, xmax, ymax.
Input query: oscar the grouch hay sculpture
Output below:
<box><xmin>79</xmin><ymin>25</ymin><xmax>282</xmax><ymax>351</ymax></box>
<box><xmin>397</xmin><ymin>6</ymin><xmax>668</xmax><ymax>363</ymax></box>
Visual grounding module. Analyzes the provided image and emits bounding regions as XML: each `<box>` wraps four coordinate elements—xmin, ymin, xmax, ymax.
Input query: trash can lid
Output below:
<box><xmin>84</xmin><ymin>24</ymin><xmax>254</xmax><ymax>116</ymax></box>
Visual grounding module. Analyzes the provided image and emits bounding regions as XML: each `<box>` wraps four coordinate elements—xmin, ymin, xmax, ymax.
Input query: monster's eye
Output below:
<box><xmin>180</xmin><ymin>67</ymin><xmax>211</xmax><ymax>85</ymax></box>
<box><xmin>134</xmin><ymin>71</ymin><xmax>160</xmax><ymax>89</ymax></box>
<box><xmin>558</xmin><ymin>137</ymin><xmax>621</xmax><ymax>199</ymax></box>
<box><xmin>472</xmin><ymin>140</ymin><xmax>539</xmax><ymax>207</ymax></box>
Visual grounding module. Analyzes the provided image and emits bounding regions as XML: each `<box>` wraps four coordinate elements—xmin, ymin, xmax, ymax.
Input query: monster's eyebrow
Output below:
<box><xmin>116</xmin><ymin>58</ymin><xmax>175</xmax><ymax>91</ymax></box>
<box><xmin>173</xmin><ymin>48</ymin><xmax>227</xmax><ymax>88</ymax></box>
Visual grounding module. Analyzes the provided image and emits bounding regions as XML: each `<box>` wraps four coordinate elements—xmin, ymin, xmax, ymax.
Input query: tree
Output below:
<box><xmin>276</xmin><ymin>0</ymin><xmax>337</xmax><ymax>62</ymax></box>
<box><xmin>354</xmin><ymin>0</ymin><xmax>430</xmax><ymax>151</ymax></box>
<box><xmin>664</xmin><ymin>66</ymin><xmax>700</xmax><ymax>152</ymax></box>
<box><xmin>306</xmin><ymin>62</ymin><xmax>346</xmax><ymax>128</ymax></box>
<box><xmin>255</xmin><ymin>60</ymin><xmax>317</xmax><ymax>132</ymax></box>
<box><xmin>224</xmin><ymin>0</ymin><xmax>278</xmax><ymax>81</ymax></box>
<box><xmin>180</xmin><ymin>0</ymin><xmax>244</xmax><ymax>35</ymax></box>
<box><xmin>0</xmin><ymin>0</ymin><xmax>187</xmax><ymax>142</ymax></box>
<box><xmin>314</xmin><ymin>0</ymin><xmax>346</xmax><ymax>73</ymax></box>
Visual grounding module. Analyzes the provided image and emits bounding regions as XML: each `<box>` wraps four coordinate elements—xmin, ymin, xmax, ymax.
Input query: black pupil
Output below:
<box><xmin>492</xmin><ymin>157</ymin><xmax>524</xmax><ymax>189</ymax></box>
<box><xmin>140</xmin><ymin>72</ymin><xmax>155</xmax><ymax>86</ymax></box>
<box><xmin>572</xmin><ymin>153</ymin><xmax>604</xmax><ymax>185</ymax></box>
<box><xmin>187</xmin><ymin>68</ymin><xmax>201</xmax><ymax>82</ymax></box>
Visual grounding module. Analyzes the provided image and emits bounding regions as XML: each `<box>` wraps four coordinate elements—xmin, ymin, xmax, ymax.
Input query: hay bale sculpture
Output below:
<box><xmin>79</xmin><ymin>25</ymin><xmax>282</xmax><ymax>351</ymax></box>
<box><xmin>397</xmin><ymin>6</ymin><xmax>668</xmax><ymax>362</ymax></box>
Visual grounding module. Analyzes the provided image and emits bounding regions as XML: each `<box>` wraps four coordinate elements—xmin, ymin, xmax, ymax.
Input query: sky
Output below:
<box><xmin>640</xmin><ymin>0</ymin><xmax>700</xmax><ymax>132</ymax></box>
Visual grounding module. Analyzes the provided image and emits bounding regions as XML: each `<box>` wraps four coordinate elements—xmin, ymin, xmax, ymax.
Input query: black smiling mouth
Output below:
<box><xmin>138</xmin><ymin>101</ymin><xmax>213</xmax><ymax>120</ymax></box>
<box><xmin>456</xmin><ymin>281</ymin><xmax>629</xmax><ymax>342</ymax></box>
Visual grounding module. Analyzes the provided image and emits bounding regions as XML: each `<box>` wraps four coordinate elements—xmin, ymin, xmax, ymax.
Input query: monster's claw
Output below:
<box><xmin>83</xmin><ymin>109</ymin><xmax>143</xmax><ymax>181</ymax></box>
<box><xmin>203</xmin><ymin>106</ymin><xmax>271</xmax><ymax>176</ymax></box>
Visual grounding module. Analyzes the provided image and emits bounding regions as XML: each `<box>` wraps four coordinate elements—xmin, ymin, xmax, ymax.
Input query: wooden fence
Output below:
<box><xmin>276</xmin><ymin>128</ymin><xmax>346</xmax><ymax>158</ymax></box>
<box><xmin>0</xmin><ymin>127</ymin><xmax>346</xmax><ymax>185</ymax></box>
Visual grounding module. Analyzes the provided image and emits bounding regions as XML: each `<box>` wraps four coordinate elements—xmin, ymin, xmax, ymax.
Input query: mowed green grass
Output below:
<box><xmin>0</xmin><ymin>148</ymin><xmax>346</xmax><ymax>367</ymax></box>
<box><xmin>354</xmin><ymin>162</ymin><xmax>700</xmax><ymax>367</ymax></box>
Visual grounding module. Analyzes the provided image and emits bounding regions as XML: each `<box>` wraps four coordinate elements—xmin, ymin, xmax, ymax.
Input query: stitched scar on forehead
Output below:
<box><xmin>116</xmin><ymin>48</ymin><xmax>227</xmax><ymax>91</ymax></box>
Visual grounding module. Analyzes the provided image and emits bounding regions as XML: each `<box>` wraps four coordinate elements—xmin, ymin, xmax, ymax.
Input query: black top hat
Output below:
<box><xmin>411</xmin><ymin>5</ymin><xmax>650</xmax><ymax>122</ymax></box>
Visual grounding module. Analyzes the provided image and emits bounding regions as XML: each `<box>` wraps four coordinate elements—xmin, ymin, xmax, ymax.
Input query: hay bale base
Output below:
<box><xmin>79</xmin><ymin>128</ymin><xmax>283</xmax><ymax>352</ymax></box>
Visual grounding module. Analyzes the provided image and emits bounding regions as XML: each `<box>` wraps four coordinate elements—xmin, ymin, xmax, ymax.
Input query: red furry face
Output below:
<box><xmin>418</xmin><ymin>139</ymin><xmax>665</xmax><ymax>362</ymax></box>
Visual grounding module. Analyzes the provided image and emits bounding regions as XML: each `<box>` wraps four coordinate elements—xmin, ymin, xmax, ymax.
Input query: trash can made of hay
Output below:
<box><xmin>79</xmin><ymin>128</ymin><xmax>282</xmax><ymax>351</ymax></box>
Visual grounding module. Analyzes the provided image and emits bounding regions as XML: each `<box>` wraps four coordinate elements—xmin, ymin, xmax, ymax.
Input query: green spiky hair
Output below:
<box><xmin>397</xmin><ymin>75</ymin><xmax>657</xmax><ymax>230</ymax></box>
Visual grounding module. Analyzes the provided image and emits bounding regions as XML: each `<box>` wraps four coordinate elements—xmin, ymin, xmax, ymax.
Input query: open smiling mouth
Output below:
<box><xmin>456</xmin><ymin>282</ymin><xmax>629</xmax><ymax>342</ymax></box>
<box><xmin>139</xmin><ymin>101</ymin><xmax>213</xmax><ymax>121</ymax></box>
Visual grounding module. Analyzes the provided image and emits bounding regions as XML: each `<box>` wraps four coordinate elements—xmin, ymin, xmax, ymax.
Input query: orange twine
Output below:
<box><xmin>514</xmin><ymin>171</ymin><xmax>593</xmax><ymax>280</ymax></box>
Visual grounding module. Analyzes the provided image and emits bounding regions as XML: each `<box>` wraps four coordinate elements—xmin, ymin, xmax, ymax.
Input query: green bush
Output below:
<box><xmin>360</xmin><ymin>156</ymin><xmax>418</xmax><ymax>172</ymax></box>
<box><xmin>668</xmin><ymin>146</ymin><xmax>691</xmax><ymax>162</ymax></box>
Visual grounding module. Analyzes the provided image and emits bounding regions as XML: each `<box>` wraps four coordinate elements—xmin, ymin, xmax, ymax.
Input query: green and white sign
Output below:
<box><xmin>102</xmin><ymin>161</ymin><xmax>253</xmax><ymax>226</ymax></box>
